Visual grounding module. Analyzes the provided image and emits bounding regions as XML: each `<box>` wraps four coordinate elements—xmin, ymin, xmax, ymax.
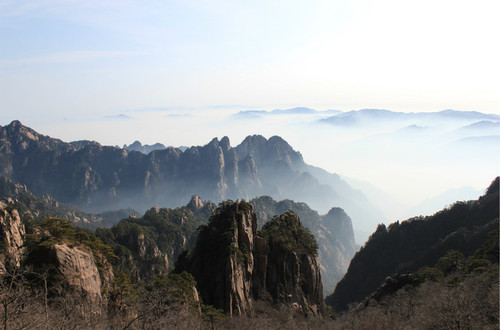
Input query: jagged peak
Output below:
<box><xmin>220</xmin><ymin>136</ymin><xmax>230</xmax><ymax>148</ymax></box>
<box><xmin>130</xmin><ymin>140</ymin><xmax>142</xmax><ymax>147</ymax></box>
<box><xmin>5</xmin><ymin>120</ymin><xmax>33</xmax><ymax>134</ymax></box>
<box><xmin>9</xmin><ymin>120</ymin><xmax>23</xmax><ymax>128</ymax></box>
<box><xmin>325</xmin><ymin>207</ymin><xmax>348</xmax><ymax>218</ymax></box>
<box><xmin>268</xmin><ymin>135</ymin><xmax>290</xmax><ymax>147</ymax></box>
<box><xmin>207</xmin><ymin>137</ymin><xmax>220</xmax><ymax>147</ymax></box>
<box><xmin>239</xmin><ymin>134</ymin><xmax>267</xmax><ymax>146</ymax></box>
<box><xmin>188</xmin><ymin>195</ymin><xmax>204</xmax><ymax>210</ymax></box>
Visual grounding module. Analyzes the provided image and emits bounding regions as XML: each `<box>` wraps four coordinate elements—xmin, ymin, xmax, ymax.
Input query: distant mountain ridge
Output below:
<box><xmin>0</xmin><ymin>175</ymin><xmax>135</xmax><ymax>230</ymax></box>
<box><xmin>122</xmin><ymin>140</ymin><xmax>188</xmax><ymax>154</ymax></box>
<box><xmin>236</xmin><ymin>107</ymin><xmax>341</xmax><ymax>118</ymax></box>
<box><xmin>0</xmin><ymin>121</ymin><xmax>382</xmax><ymax>239</ymax></box>
<box><xmin>320</xmin><ymin>109</ymin><xmax>499</xmax><ymax>126</ymax></box>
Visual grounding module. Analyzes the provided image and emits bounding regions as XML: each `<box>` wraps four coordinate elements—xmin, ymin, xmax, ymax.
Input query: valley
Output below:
<box><xmin>0</xmin><ymin>118</ymin><xmax>497</xmax><ymax>328</ymax></box>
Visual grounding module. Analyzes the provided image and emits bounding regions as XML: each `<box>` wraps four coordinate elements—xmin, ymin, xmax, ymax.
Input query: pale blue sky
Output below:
<box><xmin>1</xmin><ymin>0</ymin><xmax>499</xmax><ymax>124</ymax></box>
<box><xmin>0</xmin><ymin>1</ymin><xmax>498</xmax><ymax>221</ymax></box>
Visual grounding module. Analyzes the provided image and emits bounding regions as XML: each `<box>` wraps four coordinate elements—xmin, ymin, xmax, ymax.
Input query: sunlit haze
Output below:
<box><xmin>1</xmin><ymin>0</ymin><xmax>499</xmax><ymax>225</ymax></box>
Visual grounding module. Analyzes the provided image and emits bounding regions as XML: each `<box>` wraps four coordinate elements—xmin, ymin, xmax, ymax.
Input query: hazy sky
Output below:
<box><xmin>0</xmin><ymin>0</ymin><xmax>498</xmax><ymax>215</ymax></box>
<box><xmin>1</xmin><ymin>0</ymin><xmax>499</xmax><ymax>122</ymax></box>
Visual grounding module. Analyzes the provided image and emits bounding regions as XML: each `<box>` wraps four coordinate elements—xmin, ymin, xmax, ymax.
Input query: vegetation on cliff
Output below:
<box><xmin>95</xmin><ymin>197</ymin><xmax>214</xmax><ymax>281</ymax></box>
<box><xmin>331</xmin><ymin>232</ymin><xmax>499</xmax><ymax>329</ymax></box>
<box><xmin>178</xmin><ymin>200</ymin><xmax>325</xmax><ymax>319</ymax></box>
<box><xmin>250</xmin><ymin>196</ymin><xmax>357</xmax><ymax>294</ymax></box>
<box><xmin>328</xmin><ymin>177</ymin><xmax>499</xmax><ymax>314</ymax></box>
<box><xmin>259</xmin><ymin>210</ymin><xmax>318</xmax><ymax>256</ymax></box>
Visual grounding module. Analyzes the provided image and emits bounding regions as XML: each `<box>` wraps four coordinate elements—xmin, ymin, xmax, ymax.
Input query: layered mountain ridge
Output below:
<box><xmin>0</xmin><ymin>120</ymin><xmax>382</xmax><ymax>240</ymax></box>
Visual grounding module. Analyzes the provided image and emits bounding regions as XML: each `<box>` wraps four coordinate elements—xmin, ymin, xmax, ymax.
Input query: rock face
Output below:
<box><xmin>0</xmin><ymin>120</ymin><xmax>383</xmax><ymax>237</ymax></box>
<box><xmin>317</xmin><ymin>207</ymin><xmax>358</xmax><ymax>293</ymax></box>
<box><xmin>182</xmin><ymin>201</ymin><xmax>324</xmax><ymax>316</ymax></box>
<box><xmin>250</xmin><ymin>196</ymin><xmax>357</xmax><ymax>295</ymax></box>
<box><xmin>0</xmin><ymin>202</ymin><xmax>114</xmax><ymax>309</ymax></box>
<box><xmin>97</xmin><ymin>198</ymin><xmax>216</xmax><ymax>281</ymax></box>
<box><xmin>257</xmin><ymin>211</ymin><xmax>323</xmax><ymax>313</ymax></box>
<box><xmin>0</xmin><ymin>200</ymin><xmax>26</xmax><ymax>274</ymax></box>
<box><xmin>52</xmin><ymin>244</ymin><xmax>107</xmax><ymax>303</ymax></box>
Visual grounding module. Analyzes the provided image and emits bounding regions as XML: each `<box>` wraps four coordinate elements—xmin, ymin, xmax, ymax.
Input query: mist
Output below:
<box><xmin>23</xmin><ymin>107</ymin><xmax>499</xmax><ymax>240</ymax></box>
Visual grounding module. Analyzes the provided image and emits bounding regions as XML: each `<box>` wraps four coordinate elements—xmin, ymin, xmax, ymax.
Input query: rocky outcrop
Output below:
<box><xmin>51</xmin><ymin>244</ymin><xmax>108</xmax><ymax>303</ymax></box>
<box><xmin>0</xmin><ymin>205</ymin><xmax>114</xmax><ymax>309</ymax></box>
<box><xmin>257</xmin><ymin>211</ymin><xmax>324</xmax><ymax>313</ymax></box>
<box><xmin>317</xmin><ymin>207</ymin><xmax>357</xmax><ymax>293</ymax></box>
<box><xmin>0</xmin><ymin>200</ymin><xmax>26</xmax><ymax>274</ymax></box>
<box><xmin>182</xmin><ymin>201</ymin><xmax>324</xmax><ymax>316</ymax></box>
<box><xmin>183</xmin><ymin>200</ymin><xmax>256</xmax><ymax>316</ymax></box>
<box><xmin>250</xmin><ymin>196</ymin><xmax>357</xmax><ymax>295</ymax></box>
<box><xmin>187</xmin><ymin>195</ymin><xmax>204</xmax><ymax>210</ymax></box>
<box><xmin>98</xmin><ymin>199</ymin><xmax>216</xmax><ymax>282</ymax></box>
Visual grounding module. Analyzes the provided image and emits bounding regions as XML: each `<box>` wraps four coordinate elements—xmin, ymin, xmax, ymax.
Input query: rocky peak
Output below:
<box><xmin>8</xmin><ymin>120</ymin><xmax>22</xmax><ymax>128</ymax></box>
<box><xmin>1</xmin><ymin>120</ymin><xmax>71</xmax><ymax>155</ymax></box>
<box><xmin>235</xmin><ymin>134</ymin><xmax>305</xmax><ymax>170</ymax></box>
<box><xmin>257</xmin><ymin>211</ymin><xmax>323</xmax><ymax>314</ymax></box>
<box><xmin>6</xmin><ymin>120</ymin><xmax>39</xmax><ymax>141</ymax></box>
<box><xmin>207</xmin><ymin>137</ymin><xmax>220</xmax><ymax>148</ymax></box>
<box><xmin>69</xmin><ymin>140</ymin><xmax>101</xmax><ymax>151</ymax></box>
<box><xmin>182</xmin><ymin>201</ymin><xmax>324</xmax><ymax>316</ymax></box>
<box><xmin>324</xmin><ymin>207</ymin><xmax>355</xmax><ymax>239</ymax></box>
<box><xmin>219</xmin><ymin>136</ymin><xmax>231</xmax><ymax>150</ymax></box>
<box><xmin>51</xmin><ymin>243</ymin><xmax>108</xmax><ymax>304</ymax></box>
<box><xmin>0</xmin><ymin>201</ymin><xmax>26</xmax><ymax>274</ymax></box>
<box><xmin>188</xmin><ymin>195</ymin><xmax>204</xmax><ymax>210</ymax></box>
<box><xmin>129</xmin><ymin>140</ymin><xmax>142</xmax><ymax>148</ymax></box>
<box><xmin>235</xmin><ymin>135</ymin><xmax>268</xmax><ymax>160</ymax></box>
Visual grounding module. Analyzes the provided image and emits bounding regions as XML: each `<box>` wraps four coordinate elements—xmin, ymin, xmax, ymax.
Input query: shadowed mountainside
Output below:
<box><xmin>250</xmin><ymin>196</ymin><xmax>357</xmax><ymax>295</ymax></box>
<box><xmin>177</xmin><ymin>200</ymin><xmax>324</xmax><ymax>316</ymax></box>
<box><xmin>0</xmin><ymin>120</ymin><xmax>382</xmax><ymax>240</ymax></box>
<box><xmin>327</xmin><ymin>177</ymin><xmax>499</xmax><ymax>312</ymax></box>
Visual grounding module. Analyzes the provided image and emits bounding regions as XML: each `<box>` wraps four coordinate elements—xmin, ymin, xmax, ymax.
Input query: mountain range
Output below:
<box><xmin>0</xmin><ymin>120</ymin><xmax>383</xmax><ymax>242</ymax></box>
<box><xmin>0</xmin><ymin>168</ymin><xmax>356</xmax><ymax>295</ymax></box>
<box><xmin>0</xmin><ymin>117</ymin><xmax>497</xmax><ymax>327</ymax></box>
<box><xmin>320</xmin><ymin>109</ymin><xmax>499</xmax><ymax>127</ymax></box>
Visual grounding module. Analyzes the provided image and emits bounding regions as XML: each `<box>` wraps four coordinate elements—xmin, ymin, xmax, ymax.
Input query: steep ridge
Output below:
<box><xmin>178</xmin><ymin>200</ymin><xmax>324</xmax><ymax>316</ymax></box>
<box><xmin>250</xmin><ymin>196</ymin><xmax>357</xmax><ymax>295</ymax></box>
<box><xmin>0</xmin><ymin>121</ymin><xmax>382</xmax><ymax>239</ymax></box>
<box><xmin>0</xmin><ymin>196</ymin><xmax>206</xmax><ymax>327</ymax></box>
<box><xmin>327</xmin><ymin>177</ymin><xmax>499</xmax><ymax>312</ymax></box>
<box><xmin>96</xmin><ymin>195</ymin><xmax>215</xmax><ymax>281</ymax></box>
<box><xmin>0</xmin><ymin>203</ymin><xmax>116</xmax><ymax>317</ymax></box>
<box><xmin>0</xmin><ymin>175</ymin><xmax>135</xmax><ymax>229</ymax></box>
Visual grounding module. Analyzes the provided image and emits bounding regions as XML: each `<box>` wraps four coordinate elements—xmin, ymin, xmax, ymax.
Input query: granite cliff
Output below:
<box><xmin>0</xmin><ymin>200</ymin><xmax>116</xmax><ymax>317</ymax></box>
<box><xmin>250</xmin><ymin>196</ymin><xmax>357</xmax><ymax>295</ymax></box>
<box><xmin>96</xmin><ymin>195</ymin><xmax>215</xmax><ymax>281</ymax></box>
<box><xmin>0</xmin><ymin>200</ymin><xmax>26</xmax><ymax>274</ymax></box>
<box><xmin>179</xmin><ymin>200</ymin><xmax>324</xmax><ymax>316</ymax></box>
